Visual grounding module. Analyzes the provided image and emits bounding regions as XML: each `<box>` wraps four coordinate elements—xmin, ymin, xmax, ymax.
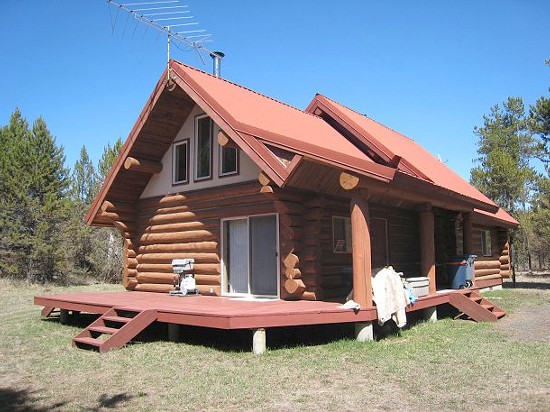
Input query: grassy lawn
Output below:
<box><xmin>1</xmin><ymin>276</ymin><xmax>549</xmax><ymax>412</ymax></box>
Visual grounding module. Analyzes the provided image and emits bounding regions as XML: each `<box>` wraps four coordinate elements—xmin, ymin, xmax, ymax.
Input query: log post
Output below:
<box><xmin>350</xmin><ymin>189</ymin><xmax>372</xmax><ymax>308</ymax></box>
<box><xmin>463</xmin><ymin>211</ymin><xmax>473</xmax><ymax>254</ymax></box>
<box><xmin>420</xmin><ymin>205</ymin><xmax>436</xmax><ymax>294</ymax></box>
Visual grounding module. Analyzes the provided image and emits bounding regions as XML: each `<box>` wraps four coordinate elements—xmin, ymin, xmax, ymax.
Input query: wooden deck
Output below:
<box><xmin>35</xmin><ymin>289</ymin><xmax>463</xmax><ymax>330</ymax></box>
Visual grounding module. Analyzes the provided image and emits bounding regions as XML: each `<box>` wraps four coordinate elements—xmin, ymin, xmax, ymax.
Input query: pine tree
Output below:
<box><xmin>71</xmin><ymin>146</ymin><xmax>98</xmax><ymax>204</ymax></box>
<box><xmin>0</xmin><ymin>110</ymin><xmax>69</xmax><ymax>282</ymax></box>
<box><xmin>471</xmin><ymin>97</ymin><xmax>537</xmax><ymax>214</ymax></box>
<box><xmin>98</xmin><ymin>138</ymin><xmax>123</xmax><ymax>181</ymax></box>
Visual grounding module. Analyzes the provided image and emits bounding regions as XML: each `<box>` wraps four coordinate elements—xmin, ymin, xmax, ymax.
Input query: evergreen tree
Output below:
<box><xmin>471</xmin><ymin>97</ymin><xmax>537</xmax><ymax>214</ymax></box>
<box><xmin>71</xmin><ymin>146</ymin><xmax>98</xmax><ymax>204</ymax></box>
<box><xmin>98</xmin><ymin>138</ymin><xmax>123</xmax><ymax>181</ymax></box>
<box><xmin>0</xmin><ymin>110</ymin><xmax>69</xmax><ymax>282</ymax></box>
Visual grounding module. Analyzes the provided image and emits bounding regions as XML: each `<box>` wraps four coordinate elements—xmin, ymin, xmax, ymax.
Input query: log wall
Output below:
<box><xmin>472</xmin><ymin>225</ymin><xmax>510</xmax><ymax>285</ymax></box>
<box><xmin>134</xmin><ymin>181</ymin><xmax>275</xmax><ymax>295</ymax></box>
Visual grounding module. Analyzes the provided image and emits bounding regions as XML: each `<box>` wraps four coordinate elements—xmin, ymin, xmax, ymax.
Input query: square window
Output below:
<box><xmin>173</xmin><ymin>140</ymin><xmax>188</xmax><ymax>184</ymax></box>
<box><xmin>333</xmin><ymin>216</ymin><xmax>352</xmax><ymax>253</ymax></box>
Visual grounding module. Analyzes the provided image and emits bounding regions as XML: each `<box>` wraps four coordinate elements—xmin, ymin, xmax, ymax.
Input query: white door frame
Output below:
<box><xmin>220</xmin><ymin>213</ymin><xmax>280</xmax><ymax>299</ymax></box>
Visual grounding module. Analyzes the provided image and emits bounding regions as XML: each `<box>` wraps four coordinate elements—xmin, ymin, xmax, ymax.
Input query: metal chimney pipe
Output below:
<box><xmin>210</xmin><ymin>51</ymin><xmax>225</xmax><ymax>77</ymax></box>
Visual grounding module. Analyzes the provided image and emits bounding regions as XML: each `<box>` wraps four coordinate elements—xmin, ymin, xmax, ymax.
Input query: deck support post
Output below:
<box><xmin>463</xmin><ymin>212</ymin><xmax>473</xmax><ymax>254</ymax></box>
<box><xmin>252</xmin><ymin>328</ymin><xmax>266</xmax><ymax>355</ymax></box>
<box><xmin>168</xmin><ymin>323</ymin><xmax>180</xmax><ymax>342</ymax></box>
<box><xmin>350</xmin><ymin>189</ymin><xmax>372</xmax><ymax>308</ymax></box>
<box><xmin>420</xmin><ymin>205</ymin><xmax>436</xmax><ymax>294</ymax></box>
<box><xmin>355</xmin><ymin>321</ymin><xmax>374</xmax><ymax>342</ymax></box>
<box><xmin>59</xmin><ymin>309</ymin><xmax>69</xmax><ymax>325</ymax></box>
<box><xmin>424</xmin><ymin>307</ymin><xmax>438</xmax><ymax>322</ymax></box>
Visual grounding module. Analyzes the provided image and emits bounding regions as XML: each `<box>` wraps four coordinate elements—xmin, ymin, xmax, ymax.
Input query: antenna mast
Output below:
<box><xmin>105</xmin><ymin>0</ymin><xmax>223</xmax><ymax>82</ymax></box>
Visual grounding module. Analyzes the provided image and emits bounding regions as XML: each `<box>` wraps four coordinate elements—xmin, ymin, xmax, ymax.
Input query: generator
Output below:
<box><xmin>169</xmin><ymin>258</ymin><xmax>200</xmax><ymax>296</ymax></box>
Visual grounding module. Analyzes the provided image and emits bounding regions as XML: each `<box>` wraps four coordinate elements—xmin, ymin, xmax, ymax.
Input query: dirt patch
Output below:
<box><xmin>496</xmin><ymin>303</ymin><xmax>550</xmax><ymax>342</ymax></box>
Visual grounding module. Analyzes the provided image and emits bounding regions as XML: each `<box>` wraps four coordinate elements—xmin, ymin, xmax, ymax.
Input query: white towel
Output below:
<box><xmin>372</xmin><ymin>266</ymin><xmax>409</xmax><ymax>327</ymax></box>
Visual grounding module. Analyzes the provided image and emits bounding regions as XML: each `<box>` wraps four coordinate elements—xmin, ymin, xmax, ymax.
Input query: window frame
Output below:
<box><xmin>218</xmin><ymin>144</ymin><xmax>239</xmax><ymax>178</ymax></box>
<box><xmin>194</xmin><ymin>114</ymin><xmax>213</xmax><ymax>181</ymax></box>
<box><xmin>172</xmin><ymin>139</ymin><xmax>189</xmax><ymax>185</ymax></box>
<box><xmin>332</xmin><ymin>216</ymin><xmax>352</xmax><ymax>254</ymax></box>
<box><xmin>481</xmin><ymin>229</ymin><xmax>492</xmax><ymax>257</ymax></box>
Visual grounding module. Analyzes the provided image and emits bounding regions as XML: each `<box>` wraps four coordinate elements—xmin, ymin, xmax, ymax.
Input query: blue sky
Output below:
<box><xmin>1</xmin><ymin>1</ymin><xmax>549</xmax><ymax>180</ymax></box>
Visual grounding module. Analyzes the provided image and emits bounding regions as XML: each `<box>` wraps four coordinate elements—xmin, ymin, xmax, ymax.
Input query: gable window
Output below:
<box><xmin>195</xmin><ymin>115</ymin><xmax>212</xmax><ymax>180</ymax></box>
<box><xmin>172</xmin><ymin>140</ymin><xmax>189</xmax><ymax>184</ymax></box>
<box><xmin>333</xmin><ymin>216</ymin><xmax>352</xmax><ymax>253</ymax></box>
<box><xmin>481</xmin><ymin>230</ymin><xmax>492</xmax><ymax>256</ymax></box>
<box><xmin>220</xmin><ymin>145</ymin><xmax>238</xmax><ymax>176</ymax></box>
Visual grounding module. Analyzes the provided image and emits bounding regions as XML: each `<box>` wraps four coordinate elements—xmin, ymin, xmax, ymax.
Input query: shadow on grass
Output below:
<box><xmin>41</xmin><ymin>307</ymin><xmax>462</xmax><ymax>353</ymax></box>
<box><xmin>86</xmin><ymin>393</ymin><xmax>134</xmax><ymax>411</ymax></box>
<box><xmin>0</xmin><ymin>387</ymin><xmax>67</xmax><ymax>411</ymax></box>
<box><xmin>503</xmin><ymin>282</ymin><xmax>550</xmax><ymax>290</ymax></box>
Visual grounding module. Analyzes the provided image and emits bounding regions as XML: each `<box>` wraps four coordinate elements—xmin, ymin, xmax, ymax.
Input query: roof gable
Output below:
<box><xmin>307</xmin><ymin>94</ymin><xmax>498</xmax><ymax>212</ymax></box>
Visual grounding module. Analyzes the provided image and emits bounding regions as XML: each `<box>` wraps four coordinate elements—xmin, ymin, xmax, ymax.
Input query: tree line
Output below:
<box><xmin>471</xmin><ymin>61</ymin><xmax>550</xmax><ymax>271</ymax></box>
<box><xmin>0</xmin><ymin>108</ymin><xmax>123</xmax><ymax>284</ymax></box>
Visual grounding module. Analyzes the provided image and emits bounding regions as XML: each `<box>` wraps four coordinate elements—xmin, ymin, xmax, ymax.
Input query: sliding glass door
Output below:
<box><xmin>223</xmin><ymin>214</ymin><xmax>278</xmax><ymax>297</ymax></box>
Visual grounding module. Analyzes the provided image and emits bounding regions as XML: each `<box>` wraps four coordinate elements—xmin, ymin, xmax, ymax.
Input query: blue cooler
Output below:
<box><xmin>448</xmin><ymin>254</ymin><xmax>477</xmax><ymax>289</ymax></box>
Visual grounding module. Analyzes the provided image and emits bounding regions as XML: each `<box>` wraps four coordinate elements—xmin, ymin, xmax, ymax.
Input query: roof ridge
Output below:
<box><xmin>171</xmin><ymin>60</ymin><xmax>323</xmax><ymax>121</ymax></box>
<box><xmin>317</xmin><ymin>94</ymin><xmax>416</xmax><ymax>143</ymax></box>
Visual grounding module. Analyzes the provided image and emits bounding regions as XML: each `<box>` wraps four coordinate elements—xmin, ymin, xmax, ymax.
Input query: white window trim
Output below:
<box><xmin>218</xmin><ymin>144</ymin><xmax>239</xmax><ymax>177</ymax></box>
<box><xmin>220</xmin><ymin>213</ymin><xmax>280</xmax><ymax>299</ymax></box>
<box><xmin>172</xmin><ymin>140</ymin><xmax>189</xmax><ymax>184</ymax></box>
<box><xmin>194</xmin><ymin>114</ymin><xmax>212</xmax><ymax>181</ymax></box>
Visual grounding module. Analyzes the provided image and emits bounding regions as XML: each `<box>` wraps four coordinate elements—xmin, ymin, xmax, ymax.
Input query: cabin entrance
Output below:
<box><xmin>222</xmin><ymin>214</ymin><xmax>279</xmax><ymax>297</ymax></box>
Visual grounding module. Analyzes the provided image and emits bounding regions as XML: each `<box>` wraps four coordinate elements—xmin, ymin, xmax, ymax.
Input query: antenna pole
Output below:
<box><xmin>167</xmin><ymin>25</ymin><xmax>171</xmax><ymax>83</ymax></box>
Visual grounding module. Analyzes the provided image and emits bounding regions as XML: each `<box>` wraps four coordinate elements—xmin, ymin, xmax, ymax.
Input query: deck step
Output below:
<box><xmin>449</xmin><ymin>290</ymin><xmax>506</xmax><ymax>323</ymax></box>
<box><xmin>88</xmin><ymin>325</ymin><xmax>120</xmax><ymax>335</ymax></box>
<box><xmin>73</xmin><ymin>308</ymin><xmax>158</xmax><ymax>353</ymax></box>
<box><xmin>73</xmin><ymin>337</ymin><xmax>102</xmax><ymax>347</ymax></box>
<box><xmin>103</xmin><ymin>315</ymin><xmax>132</xmax><ymax>324</ymax></box>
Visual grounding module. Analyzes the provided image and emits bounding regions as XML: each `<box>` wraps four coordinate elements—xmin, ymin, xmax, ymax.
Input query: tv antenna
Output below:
<box><xmin>105</xmin><ymin>1</ymin><xmax>223</xmax><ymax>83</ymax></box>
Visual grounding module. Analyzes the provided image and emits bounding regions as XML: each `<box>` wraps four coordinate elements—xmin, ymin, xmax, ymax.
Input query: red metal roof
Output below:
<box><xmin>170</xmin><ymin>61</ymin><xmax>395</xmax><ymax>183</ymax></box>
<box><xmin>306</xmin><ymin>94</ymin><xmax>499</xmax><ymax>211</ymax></box>
<box><xmin>473</xmin><ymin>207</ymin><xmax>519</xmax><ymax>227</ymax></box>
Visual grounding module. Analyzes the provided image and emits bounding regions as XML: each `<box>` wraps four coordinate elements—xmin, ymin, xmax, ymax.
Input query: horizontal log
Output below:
<box><xmin>304</xmin><ymin>198</ymin><xmax>326</xmax><ymax>208</ymax></box>
<box><xmin>138</xmin><ymin>241</ymin><xmax>218</xmax><ymax>254</ymax></box>
<box><xmin>136</xmin><ymin>272</ymin><xmax>178</xmax><ymax>285</ymax></box>
<box><xmin>499</xmin><ymin>255</ymin><xmax>510</xmax><ymax>264</ymax></box>
<box><xmin>258</xmin><ymin>172</ymin><xmax>272</xmax><ymax>187</ymax></box>
<box><xmin>303</xmin><ymin>209</ymin><xmax>324</xmax><ymax>221</ymax></box>
<box><xmin>303</xmin><ymin>221</ymin><xmax>322</xmax><ymax>233</ymax></box>
<box><xmin>500</xmin><ymin>269</ymin><xmax>511</xmax><ymax>278</ymax></box>
<box><xmin>138</xmin><ymin>182</ymin><xmax>261</xmax><ymax>211</ymax></box>
<box><xmin>500</xmin><ymin>264</ymin><xmax>510</xmax><ymax>271</ymax></box>
<box><xmin>474</xmin><ymin>260</ymin><xmax>501</xmax><ymax>270</ymax></box>
<box><xmin>474</xmin><ymin>273</ymin><xmax>502</xmax><ymax>281</ymax></box>
<box><xmin>122</xmin><ymin>276</ymin><xmax>138</xmax><ymax>290</ymax></box>
<box><xmin>124</xmin><ymin>156</ymin><xmax>163</xmax><ymax>174</ymax></box>
<box><xmin>137</xmin><ymin>263</ymin><xmax>220</xmax><ymax>274</ymax></box>
<box><xmin>218</xmin><ymin>129</ymin><xmax>239</xmax><ymax>149</ymax></box>
<box><xmin>99</xmin><ymin>210</ymin><xmax>136</xmax><ymax>223</ymax></box>
<box><xmin>140</xmin><ymin>230</ymin><xmax>218</xmax><ymax>245</ymax></box>
<box><xmin>280</xmin><ymin>227</ymin><xmax>303</xmax><ymax>241</ymax></box>
<box><xmin>196</xmin><ymin>284</ymin><xmax>221</xmax><ymax>296</ymax></box>
<box><xmin>474</xmin><ymin>268</ymin><xmax>500</xmax><ymax>277</ymax></box>
<box><xmin>274</xmin><ymin>201</ymin><xmax>304</xmax><ymax>215</ymax></box>
<box><xmin>127</xmin><ymin>258</ymin><xmax>138</xmax><ymax>267</ymax></box>
<box><xmin>140</xmin><ymin>220</ymin><xmax>217</xmax><ymax>234</ymax></box>
<box><xmin>260</xmin><ymin>185</ymin><xmax>274</xmax><ymax>194</ymax></box>
<box><xmin>283</xmin><ymin>253</ymin><xmax>299</xmax><ymax>269</ymax></box>
<box><xmin>280</xmin><ymin>215</ymin><xmax>303</xmax><ymax>228</ymax></box>
<box><xmin>284</xmin><ymin>267</ymin><xmax>301</xmax><ymax>279</ymax></box>
<box><xmin>137</xmin><ymin>252</ymin><xmax>219</xmax><ymax>264</ymax></box>
<box><xmin>284</xmin><ymin>278</ymin><xmax>306</xmax><ymax>295</ymax></box>
<box><xmin>101</xmin><ymin>200</ymin><xmax>135</xmax><ymax>214</ymax></box>
<box><xmin>134</xmin><ymin>283</ymin><xmax>175</xmax><ymax>293</ymax></box>
<box><xmin>126</xmin><ymin>249</ymin><xmax>137</xmax><ymax>258</ymax></box>
<box><xmin>301</xmin><ymin>290</ymin><xmax>320</xmax><ymax>301</ymax></box>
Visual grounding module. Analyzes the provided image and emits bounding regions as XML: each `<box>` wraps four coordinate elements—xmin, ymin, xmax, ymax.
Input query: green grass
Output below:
<box><xmin>0</xmin><ymin>277</ymin><xmax>549</xmax><ymax>411</ymax></box>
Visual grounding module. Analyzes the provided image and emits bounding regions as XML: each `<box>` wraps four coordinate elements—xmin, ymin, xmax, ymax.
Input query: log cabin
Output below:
<box><xmin>36</xmin><ymin>60</ymin><xmax>518</xmax><ymax>352</ymax></box>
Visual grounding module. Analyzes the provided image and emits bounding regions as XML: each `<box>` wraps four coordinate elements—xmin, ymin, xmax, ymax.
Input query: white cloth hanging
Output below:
<box><xmin>371</xmin><ymin>266</ymin><xmax>410</xmax><ymax>327</ymax></box>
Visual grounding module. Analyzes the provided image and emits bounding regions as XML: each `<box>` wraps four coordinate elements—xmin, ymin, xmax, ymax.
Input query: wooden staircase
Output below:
<box><xmin>73</xmin><ymin>308</ymin><xmax>157</xmax><ymax>352</ymax></box>
<box><xmin>449</xmin><ymin>290</ymin><xmax>506</xmax><ymax>322</ymax></box>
